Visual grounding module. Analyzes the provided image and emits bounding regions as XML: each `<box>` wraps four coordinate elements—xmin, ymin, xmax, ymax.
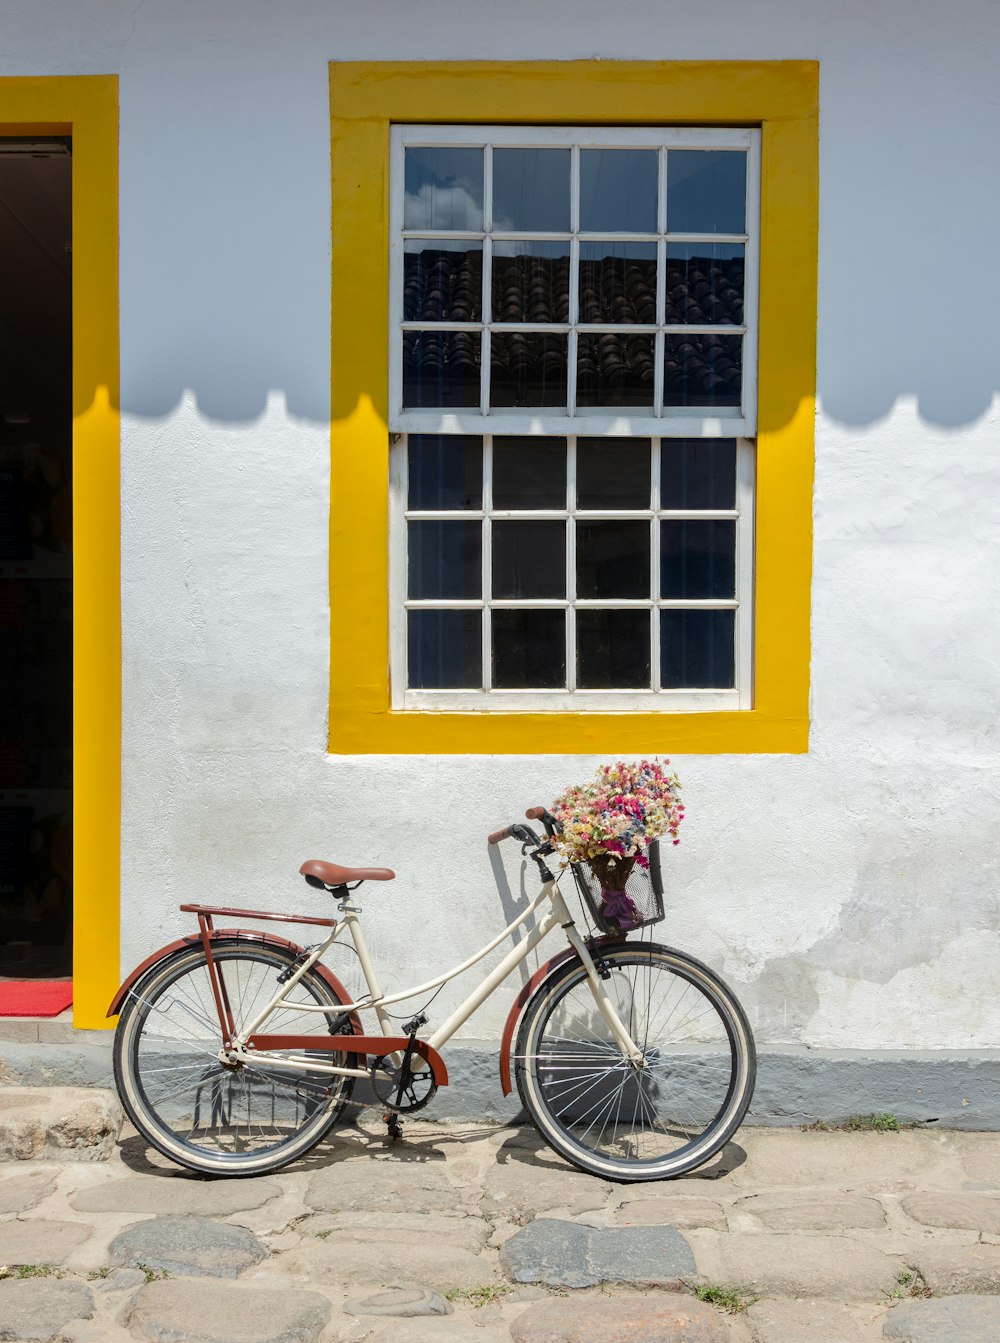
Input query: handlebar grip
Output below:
<box><xmin>487</xmin><ymin>825</ymin><xmax>512</xmax><ymax>845</ymax></box>
<box><xmin>525</xmin><ymin>806</ymin><xmax>547</xmax><ymax>820</ymax></box>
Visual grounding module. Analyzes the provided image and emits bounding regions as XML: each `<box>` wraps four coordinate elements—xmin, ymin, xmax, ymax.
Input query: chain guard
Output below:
<box><xmin>369</xmin><ymin>1054</ymin><xmax>438</xmax><ymax>1113</ymax></box>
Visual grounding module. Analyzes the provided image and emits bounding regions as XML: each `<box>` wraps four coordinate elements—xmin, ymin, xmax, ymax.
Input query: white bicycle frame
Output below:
<box><xmin>226</xmin><ymin>873</ymin><xmax>644</xmax><ymax>1078</ymax></box>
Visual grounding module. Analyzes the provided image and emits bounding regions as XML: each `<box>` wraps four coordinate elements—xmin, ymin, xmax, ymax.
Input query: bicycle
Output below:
<box><xmin>108</xmin><ymin>806</ymin><xmax>756</xmax><ymax>1182</ymax></box>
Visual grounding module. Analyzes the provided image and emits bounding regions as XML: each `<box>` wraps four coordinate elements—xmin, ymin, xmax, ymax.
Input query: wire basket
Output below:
<box><xmin>570</xmin><ymin>841</ymin><xmax>665</xmax><ymax>935</ymax></box>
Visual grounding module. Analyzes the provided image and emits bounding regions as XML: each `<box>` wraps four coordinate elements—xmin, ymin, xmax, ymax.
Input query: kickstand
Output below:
<box><xmin>383</xmin><ymin>1110</ymin><xmax>403</xmax><ymax>1142</ymax></box>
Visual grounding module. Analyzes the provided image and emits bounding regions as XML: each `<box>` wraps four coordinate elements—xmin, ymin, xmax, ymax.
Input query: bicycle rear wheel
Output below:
<box><xmin>515</xmin><ymin>942</ymin><xmax>755</xmax><ymax>1181</ymax></box>
<box><xmin>114</xmin><ymin>939</ymin><xmax>356</xmax><ymax>1176</ymax></box>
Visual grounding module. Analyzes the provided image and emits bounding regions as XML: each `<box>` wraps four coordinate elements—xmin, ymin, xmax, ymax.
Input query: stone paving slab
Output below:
<box><xmin>481</xmin><ymin>1162</ymin><xmax>612</xmax><ymax>1223</ymax></box>
<box><xmin>510</xmin><ymin>1295</ymin><xmax>732</xmax><ymax>1342</ymax></box>
<box><xmin>108</xmin><ymin>1214</ymin><xmax>268</xmax><ymax>1278</ymax></box>
<box><xmin>260</xmin><ymin>1231</ymin><xmax>497</xmax><ymax>1290</ymax></box>
<box><xmin>0</xmin><ymin>1171</ymin><xmax>56</xmax><ymax>1215</ymax></box>
<box><xmin>744</xmin><ymin>1299</ymin><xmax>875</xmax><ymax>1342</ymax></box>
<box><xmin>70</xmin><ymin>1173</ymin><xmax>284</xmax><ymax>1216</ymax></box>
<box><xmin>304</xmin><ymin>1159</ymin><xmax>466</xmax><ymax>1215</ymax></box>
<box><xmin>613</xmin><ymin>1195</ymin><xmax>727</xmax><ymax>1230</ymax></box>
<box><xmin>500</xmin><ymin>1217</ymin><xmax>696</xmax><ymax>1289</ymax></box>
<box><xmin>0</xmin><ymin>1277</ymin><xmax>94</xmax><ymax>1341</ymax></box>
<box><xmin>0</xmin><ymin>1217</ymin><xmax>91</xmax><ymax>1266</ymax></box>
<box><xmin>732</xmin><ymin>1191</ymin><xmax>886</xmax><ymax>1231</ymax></box>
<box><xmin>121</xmin><ymin>1278</ymin><xmax>332</xmax><ymax>1343</ymax></box>
<box><xmin>299</xmin><ymin>1210</ymin><xmax>491</xmax><ymax>1254</ymax></box>
<box><xmin>343</xmin><ymin>1283</ymin><xmax>452</xmax><ymax>1317</ymax></box>
<box><xmin>900</xmin><ymin>1192</ymin><xmax>1000</xmax><ymax>1233</ymax></box>
<box><xmin>883</xmin><ymin>1295</ymin><xmax>1000</xmax><ymax>1342</ymax></box>
<box><xmin>902</xmin><ymin>1244</ymin><xmax>1000</xmax><ymax>1295</ymax></box>
<box><xmin>732</xmin><ymin>1132</ymin><xmax>945</xmax><ymax>1192</ymax></box>
<box><xmin>688</xmin><ymin>1230</ymin><xmax>901</xmax><ymax>1299</ymax></box>
<box><xmin>0</xmin><ymin>1089</ymin><xmax>122</xmax><ymax>1162</ymax></box>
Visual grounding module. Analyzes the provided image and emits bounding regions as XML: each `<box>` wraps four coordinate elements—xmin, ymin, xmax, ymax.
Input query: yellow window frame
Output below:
<box><xmin>0</xmin><ymin>77</ymin><xmax>120</xmax><ymax>1027</ymax></box>
<box><xmin>329</xmin><ymin>60</ymin><xmax>817</xmax><ymax>754</ymax></box>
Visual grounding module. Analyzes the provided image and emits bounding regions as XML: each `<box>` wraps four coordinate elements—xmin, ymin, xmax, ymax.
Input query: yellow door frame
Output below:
<box><xmin>0</xmin><ymin>76</ymin><xmax>120</xmax><ymax>1029</ymax></box>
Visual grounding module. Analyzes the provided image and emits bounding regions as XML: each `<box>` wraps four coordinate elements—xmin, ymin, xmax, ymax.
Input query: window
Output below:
<box><xmin>328</xmin><ymin>60</ymin><xmax>817</xmax><ymax>754</ymax></box>
<box><xmin>390</xmin><ymin>127</ymin><xmax>758</xmax><ymax>710</ymax></box>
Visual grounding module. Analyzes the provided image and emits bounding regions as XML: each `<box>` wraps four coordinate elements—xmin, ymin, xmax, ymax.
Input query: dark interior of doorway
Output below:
<box><xmin>0</xmin><ymin>138</ymin><xmax>73</xmax><ymax>983</ymax></box>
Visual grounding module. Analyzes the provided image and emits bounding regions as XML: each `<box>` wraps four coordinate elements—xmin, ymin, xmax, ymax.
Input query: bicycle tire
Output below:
<box><xmin>514</xmin><ymin>941</ymin><xmax>755</xmax><ymax>1181</ymax></box>
<box><xmin>113</xmin><ymin>938</ymin><xmax>356</xmax><ymax>1176</ymax></box>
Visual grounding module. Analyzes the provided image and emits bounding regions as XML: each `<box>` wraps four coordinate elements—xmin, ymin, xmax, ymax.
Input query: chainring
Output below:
<box><xmin>369</xmin><ymin>1054</ymin><xmax>438</xmax><ymax>1113</ymax></box>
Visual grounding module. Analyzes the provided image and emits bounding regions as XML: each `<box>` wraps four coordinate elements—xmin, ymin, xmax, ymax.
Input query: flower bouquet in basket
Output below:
<box><xmin>549</xmin><ymin>760</ymin><xmax>684</xmax><ymax>933</ymax></box>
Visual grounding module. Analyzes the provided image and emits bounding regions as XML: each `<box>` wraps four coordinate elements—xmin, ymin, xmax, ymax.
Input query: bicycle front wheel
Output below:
<box><xmin>114</xmin><ymin>939</ymin><xmax>356</xmax><ymax>1176</ymax></box>
<box><xmin>515</xmin><ymin>942</ymin><xmax>755</xmax><ymax>1181</ymax></box>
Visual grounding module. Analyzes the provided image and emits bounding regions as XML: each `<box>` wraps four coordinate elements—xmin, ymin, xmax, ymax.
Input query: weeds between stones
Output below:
<box><xmin>695</xmin><ymin>1284</ymin><xmax>758</xmax><ymax>1314</ymax></box>
<box><xmin>801</xmin><ymin>1113</ymin><xmax>909</xmax><ymax>1133</ymax></box>
<box><xmin>0</xmin><ymin>1264</ymin><xmax>61</xmax><ymax>1280</ymax></box>
<box><xmin>445</xmin><ymin>1284</ymin><xmax>514</xmax><ymax>1308</ymax></box>
<box><xmin>885</xmin><ymin>1270</ymin><xmax>932</xmax><ymax>1303</ymax></box>
<box><xmin>134</xmin><ymin>1263</ymin><xmax>169</xmax><ymax>1284</ymax></box>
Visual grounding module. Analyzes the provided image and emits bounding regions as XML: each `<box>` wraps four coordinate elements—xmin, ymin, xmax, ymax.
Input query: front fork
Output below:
<box><xmin>555</xmin><ymin>896</ymin><xmax>646</xmax><ymax>1067</ymax></box>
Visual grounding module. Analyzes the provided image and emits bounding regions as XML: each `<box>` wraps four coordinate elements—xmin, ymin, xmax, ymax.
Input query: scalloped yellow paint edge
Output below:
<box><xmin>328</xmin><ymin>60</ymin><xmax>817</xmax><ymax>754</ymax></box>
<box><xmin>0</xmin><ymin>77</ymin><xmax>121</xmax><ymax>1027</ymax></box>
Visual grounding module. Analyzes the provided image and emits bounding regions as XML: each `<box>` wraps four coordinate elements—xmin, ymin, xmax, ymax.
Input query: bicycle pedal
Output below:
<box><xmin>383</xmin><ymin>1111</ymin><xmax>404</xmax><ymax>1142</ymax></box>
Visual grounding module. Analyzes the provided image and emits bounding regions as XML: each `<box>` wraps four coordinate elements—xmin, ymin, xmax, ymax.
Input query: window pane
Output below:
<box><xmin>577</xmin><ymin>439</ymin><xmax>650</xmax><ymax>510</ymax></box>
<box><xmin>660</xmin><ymin>609</ymin><xmax>735</xmax><ymax>688</ymax></box>
<box><xmin>403</xmin><ymin>242</ymin><xmax>483</xmax><ymax>323</ymax></box>
<box><xmin>663</xmin><ymin>333</ymin><xmax>742</xmax><ymax>408</ymax></box>
<box><xmin>407</xmin><ymin>520</ymin><xmax>481</xmax><ymax>599</ymax></box>
<box><xmin>579</xmin><ymin>149</ymin><xmax>658</xmax><ymax>233</ymax></box>
<box><xmin>491</xmin><ymin>333</ymin><xmax>567</xmax><ymax>408</ymax></box>
<box><xmin>660</xmin><ymin>521</ymin><xmax>735</xmax><ymax>599</ymax></box>
<box><xmin>577</xmin><ymin>333</ymin><xmax>655</xmax><ymax>408</ymax></box>
<box><xmin>408</xmin><ymin>436</ymin><xmax>482</xmax><ymax>510</ymax></box>
<box><xmin>403</xmin><ymin>331</ymin><xmax>481</xmax><ymax>408</ymax></box>
<box><xmin>577</xmin><ymin>609</ymin><xmax>651</xmax><ymax>689</ymax></box>
<box><xmin>493</xmin><ymin>609</ymin><xmax>566</xmax><ymax>688</ymax></box>
<box><xmin>492</xmin><ymin>520</ymin><xmax>566</xmax><ymax>599</ymax></box>
<box><xmin>408</xmin><ymin>610</ymin><xmax>482</xmax><ymax>689</ymax></box>
<box><xmin>665</xmin><ymin>243</ymin><xmax>744</xmax><ymax>325</ymax></box>
<box><xmin>493</xmin><ymin>437</ymin><xmax>566</xmax><ymax>510</ymax></box>
<box><xmin>491</xmin><ymin>241</ymin><xmax>570</xmax><ymax>324</ymax></box>
<box><xmin>492</xmin><ymin>148</ymin><xmax>570</xmax><ymax>232</ymax></box>
<box><xmin>660</xmin><ymin>440</ymin><xmax>736</xmax><ymax>510</ymax></box>
<box><xmin>404</xmin><ymin>147</ymin><xmax>484</xmax><ymax>231</ymax></box>
<box><xmin>578</xmin><ymin>242</ymin><xmax>657</xmax><ymax>324</ymax></box>
<box><xmin>666</xmin><ymin>150</ymin><xmax>746</xmax><ymax>234</ymax></box>
<box><xmin>576</xmin><ymin>520</ymin><xmax>650</xmax><ymax>599</ymax></box>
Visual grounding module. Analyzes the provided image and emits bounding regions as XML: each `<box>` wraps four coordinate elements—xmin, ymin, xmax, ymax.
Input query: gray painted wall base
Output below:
<box><xmin>4</xmin><ymin>1034</ymin><xmax>1000</xmax><ymax>1130</ymax></box>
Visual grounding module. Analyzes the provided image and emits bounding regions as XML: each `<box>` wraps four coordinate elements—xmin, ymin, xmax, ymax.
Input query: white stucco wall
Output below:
<box><xmin>4</xmin><ymin>0</ymin><xmax>999</xmax><ymax>1050</ymax></box>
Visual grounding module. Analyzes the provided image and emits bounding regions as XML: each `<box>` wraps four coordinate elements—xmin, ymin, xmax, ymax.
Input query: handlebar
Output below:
<box><xmin>487</xmin><ymin>825</ymin><xmax>512</xmax><ymax>846</ymax></box>
<box><xmin>487</xmin><ymin>807</ymin><xmax>562</xmax><ymax>845</ymax></box>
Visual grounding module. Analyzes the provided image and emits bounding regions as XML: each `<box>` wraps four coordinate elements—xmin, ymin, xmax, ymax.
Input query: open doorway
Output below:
<box><xmin>0</xmin><ymin>138</ymin><xmax>73</xmax><ymax>1005</ymax></box>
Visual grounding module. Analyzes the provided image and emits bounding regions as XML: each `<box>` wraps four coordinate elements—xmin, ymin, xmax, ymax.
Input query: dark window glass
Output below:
<box><xmin>660</xmin><ymin>521</ymin><xmax>735</xmax><ymax>599</ymax></box>
<box><xmin>403</xmin><ymin>331</ymin><xmax>480</xmax><ymax>408</ymax></box>
<box><xmin>408</xmin><ymin>610</ymin><xmax>482</xmax><ymax>689</ymax></box>
<box><xmin>664</xmin><ymin>243</ymin><xmax>744</xmax><ymax>325</ymax></box>
<box><xmin>660</xmin><ymin>609</ymin><xmax>735</xmax><ymax>688</ymax></box>
<box><xmin>493</xmin><ymin>609</ymin><xmax>566</xmax><ymax>688</ymax></box>
<box><xmin>666</xmin><ymin>150</ymin><xmax>746</xmax><ymax>234</ymax></box>
<box><xmin>407</xmin><ymin>520</ymin><xmax>481</xmax><ymax>599</ymax></box>
<box><xmin>491</xmin><ymin>333</ymin><xmax>567</xmax><ymax>408</ymax></box>
<box><xmin>577</xmin><ymin>439</ymin><xmax>650</xmax><ymax>510</ymax></box>
<box><xmin>579</xmin><ymin>149</ymin><xmax>658</xmax><ymax>233</ymax></box>
<box><xmin>408</xmin><ymin>436</ymin><xmax>482</xmax><ymax>510</ymax></box>
<box><xmin>404</xmin><ymin>147</ymin><xmax>484</xmax><ymax>230</ymax></box>
<box><xmin>576</xmin><ymin>520</ymin><xmax>650</xmax><ymax>599</ymax></box>
<box><xmin>493</xmin><ymin>438</ymin><xmax>565</xmax><ymax>509</ymax></box>
<box><xmin>577</xmin><ymin>609</ymin><xmax>651</xmax><ymax>689</ymax></box>
<box><xmin>660</xmin><ymin>440</ymin><xmax>736</xmax><ymax>510</ymax></box>
<box><xmin>578</xmin><ymin>242</ymin><xmax>657</xmax><ymax>324</ymax></box>
<box><xmin>492</xmin><ymin>521</ymin><xmax>566</xmax><ymax>599</ymax></box>
<box><xmin>577</xmin><ymin>333</ymin><xmax>655</xmax><ymax>408</ymax></box>
<box><xmin>492</xmin><ymin>148</ymin><xmax>570</xmax><ymax>232</ymax></box>
<box><xmin>403</xmin><ymin>242</ymin><xmax>483</xmax><ymax>323</ymax></box>
<box><xmin>491</xmin><ymin>242</ymin><xmax>570</xmax><ymax>324</ymax></box>
<box><xmin>663</xmin><ymin>333</ymin><xmax>742</xmax><ymax>408</ymax></box>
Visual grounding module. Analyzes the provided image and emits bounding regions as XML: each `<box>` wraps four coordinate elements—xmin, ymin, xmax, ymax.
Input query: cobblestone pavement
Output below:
<box><xmin>4</xmin><ymin>1098</ymin><xmax>1000</xmax><ymax>1341</ymax></box>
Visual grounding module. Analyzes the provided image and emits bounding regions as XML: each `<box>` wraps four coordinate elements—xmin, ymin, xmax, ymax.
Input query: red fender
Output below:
<box><xmin>107</xmin><ymin>929</ymin><xmax>363</xmax><ymax>1035</ymax></box>
<box><xmin>499</xmin><ymin>940</ymin><xmax>615</xmax><ymax>1096</ymax></box>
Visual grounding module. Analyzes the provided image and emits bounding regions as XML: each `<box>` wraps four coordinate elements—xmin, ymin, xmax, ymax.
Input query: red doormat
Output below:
<box><xmin>0</xmin><ymin>981</ymin><xmax>73</xmax><ymax>1017</ymax></box>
